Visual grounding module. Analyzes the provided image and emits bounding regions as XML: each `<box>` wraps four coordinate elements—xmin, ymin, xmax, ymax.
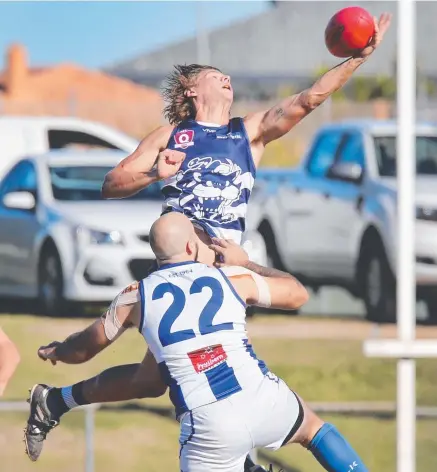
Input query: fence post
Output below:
<box><xmin>84</xmin><ymin>405</ymin><xmax>96</xmax><ymax>472</ymax></box>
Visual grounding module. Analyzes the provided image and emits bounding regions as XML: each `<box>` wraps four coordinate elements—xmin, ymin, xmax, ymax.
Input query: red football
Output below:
<box><xmin>325</xmin><ymin>6</ymin><xmax>375</xmax><ymax>58</ymax></box>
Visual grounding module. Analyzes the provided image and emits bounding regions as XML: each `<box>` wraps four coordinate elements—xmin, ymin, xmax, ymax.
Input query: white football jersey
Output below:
<box><xmin>139</xmin><ymin>261</ymin><xmax>269</xmax><ymax>415</ymax></box>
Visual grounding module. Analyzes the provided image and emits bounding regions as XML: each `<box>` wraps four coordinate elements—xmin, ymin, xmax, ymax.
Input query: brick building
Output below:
<box><xmin>0</xmin><ymin>44</ymin><xmax>165</xmax><ymax>138</ymax></box>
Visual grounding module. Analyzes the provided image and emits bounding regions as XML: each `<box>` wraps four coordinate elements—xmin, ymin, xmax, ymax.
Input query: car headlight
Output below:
<box><xmin>74</xmin><ymin>226</ymin><xmax>124</xmax><ymax>246</ymax></box>
<box><xmin>416</xmin><ymin>207</ymin><xmax>437</xmax><ymax>222</ymax></box>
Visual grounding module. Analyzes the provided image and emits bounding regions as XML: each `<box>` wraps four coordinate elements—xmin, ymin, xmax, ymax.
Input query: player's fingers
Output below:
<box><xmin>379</xmin><ymin>13</ymin><xmax>392</xmax><ymax>35</ymax></box>
<box><xmin>210</xmin><ymin>237</ymin><xmax>228</xmax><ymax>248</ymax></box>
<box><xmin>209</xmin><ymin>244</ymin><xmax>225</xmax><ymax>255</ymax></box>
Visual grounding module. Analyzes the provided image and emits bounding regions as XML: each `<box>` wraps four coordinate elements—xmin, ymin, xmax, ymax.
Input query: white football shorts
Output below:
<box><xmin>179</xmin><ymin>373</ymin><xmax>303</xmax><ymax>472</ymax></box>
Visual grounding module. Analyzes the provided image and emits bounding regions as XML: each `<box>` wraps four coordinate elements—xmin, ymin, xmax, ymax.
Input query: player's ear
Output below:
<box><xmin>185</xmin><ymin>86</ymin><xmax>197</xmax><ymax>98</ymax></box>
<box><xmin>186</xmin><ymin>240</ymin><xmax>195</xmax><ymax>256</ymax></box>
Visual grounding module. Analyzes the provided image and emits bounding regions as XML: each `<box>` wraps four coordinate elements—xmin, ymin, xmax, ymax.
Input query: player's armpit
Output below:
<box><xmin>101</xmin><ymin>125</ymin><xmax>174</xmax><ymax>199</ymax></box>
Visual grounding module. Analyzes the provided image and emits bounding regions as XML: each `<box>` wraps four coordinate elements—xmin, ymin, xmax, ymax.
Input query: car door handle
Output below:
<box><xmin>323</xmin><ymin>192</ymin><xmax>330</xmax><ymax>200</ymax></box>
<box><xmin>356</xmin><ymin>195</ymin><xmax>364</xmax><ymax>212</ymax></box>
<box><xmin>291</xmin><ymin>186</ymin><xmax>301</xmax><ymax>194</ymax></box>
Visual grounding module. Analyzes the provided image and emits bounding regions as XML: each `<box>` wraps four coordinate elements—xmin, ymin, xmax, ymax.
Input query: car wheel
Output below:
<box><xmin>38</xmin><ymin>247</ymin><xmax>65</xmax><ymax>316</ymax></box>
<box><xmin>360</xmin><ymin>242</ymin><xmax>396</xmax><ymax>323</ymax></box>
<box><xmin>424</xmin><ymin>292</ymin><xmax>437</xmax><ymax>324</ymax></box>
<box><xmin>258</xmin><ymin>220</ymin><xmax>286</xmax><ymax>271</ymax></box>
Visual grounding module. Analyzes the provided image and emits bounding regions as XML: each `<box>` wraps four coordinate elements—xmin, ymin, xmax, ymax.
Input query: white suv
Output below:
<box><xmin>0</xmin><ymin>149</ymin><xmax>266</xmax><ymax>316</ymax></box>
<box><xmin>257</xmin><ymin>120</ymin><xmax>437</xmax><ymax>323</ymax></box>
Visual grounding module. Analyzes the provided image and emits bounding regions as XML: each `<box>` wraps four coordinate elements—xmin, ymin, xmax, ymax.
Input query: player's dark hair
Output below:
<box><xmin>162</xmin><ymin>64</ymin><xmax>221</xmax><ymax>125</ymax></box>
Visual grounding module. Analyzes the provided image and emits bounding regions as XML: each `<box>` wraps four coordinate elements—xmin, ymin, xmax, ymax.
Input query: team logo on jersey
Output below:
<box><xmin>174</xmin><ymin>130</ymin><xmax>195</xmax><ymax>149</ymax></box>
<box><xmin>188</xmin><ymin>344</ymin><xmax>227</xmax><ymax>373</ymax></box>
<box><xmin>170</xmin><ymin>157</ymin><xmax>254</xmax><ymax>224</ymax></box>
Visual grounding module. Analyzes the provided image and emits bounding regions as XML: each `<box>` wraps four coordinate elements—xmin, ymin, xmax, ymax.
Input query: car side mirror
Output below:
<box><xmin>327</xmin><ymin>162</ymin><xmax>364</xmax><ymax>183</ymax></box>
<box><xmin>2</xmin><ymin>191</ymin><xmax>36</xmax><ymax>211</ymax></box>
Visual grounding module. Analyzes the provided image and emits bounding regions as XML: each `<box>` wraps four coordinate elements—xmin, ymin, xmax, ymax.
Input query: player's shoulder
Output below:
<box><xmin>220</xmin><ymin>265</ymin><xmax>253</xmax><ymax>277</ymax></box>
<box><xmin>140</xmin><ymin>124</ymin><xmax>175</xmax><ymax>146</ymax></box>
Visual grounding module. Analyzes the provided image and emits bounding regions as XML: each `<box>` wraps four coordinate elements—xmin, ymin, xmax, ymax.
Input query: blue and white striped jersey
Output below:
<box><xmin>161</xmin><ymin>118</ymin><xmax>256</xmax><ymax>245</ymax></box>
<box><xmin>139</xmin><ymin>261</ymin><xmax>268</xmax><ymax>415</ymax></box>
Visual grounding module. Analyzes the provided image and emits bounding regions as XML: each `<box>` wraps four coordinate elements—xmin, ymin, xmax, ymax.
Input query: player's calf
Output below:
<box><xmin>286</xmin><ymin>396</ymin><xmax>369</xmax><ymax>472</ymax></box>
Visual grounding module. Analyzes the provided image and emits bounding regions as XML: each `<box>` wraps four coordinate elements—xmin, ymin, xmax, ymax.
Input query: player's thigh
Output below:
<box><xmin>179</xmin><ymin>399</ymin><xmax>252</xmax><ymax>472</ymax></box>
<box><xmin>282</xmin><ymin>392</ymin><xmax>324</xmax><ymax>447</ymax></box>
<box><xmin>131</xmin><ymin>349</ymin><xmax>167</xmax><ymax>397</ymax></box>
<box><xmin>247</xmin><ymin>375</ymin><xmax>304</xmax><ymax>451</ymax></box>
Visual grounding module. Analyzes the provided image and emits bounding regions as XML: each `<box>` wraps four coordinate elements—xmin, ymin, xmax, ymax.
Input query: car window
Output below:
<box><xmin>48</xmin><ymin>130</ymin><xmax>120</xmax><ymax>151</ymax></box>
<box><xmin>336</xmin><ymin>133</ymin><xmax>365</xmax><ymax>167</ymax></box>
<box><xmin>307</xmin><ymin>132</ymin><xmax>344</xmax><ymax>178</ymax></box>
<box><xmin>374</xmin><ymin>136</ymin><xmax>437</xmax><ymax>176</ymax></box>
<box><xmin>0</xmin><ymin>160</ymin><xmax>37</xmax><ymax>197</ymax></box>
<box><xmin>49</xmin><ymin>165</ymin><xmax>163</xmax><ymax>201</ymax></box>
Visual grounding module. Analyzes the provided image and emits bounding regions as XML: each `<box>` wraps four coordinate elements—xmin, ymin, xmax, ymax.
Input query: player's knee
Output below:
<box><xmin>131</xmin><ymin>375</ymin><xmax>167</xmax><ymax>399</ymax></box>
<box><xmin>288</xmin><ymin>395</ymin><xmax>324</xmax><ymax>447</ymax></box>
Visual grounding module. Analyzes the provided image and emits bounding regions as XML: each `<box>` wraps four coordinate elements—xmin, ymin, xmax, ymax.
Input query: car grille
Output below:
<box><xmin>137</xmin><ymin>234</ymin><xmax>150</xmax><ymax>243</ymax></box>
<box><xmin>129</xmin><ymin>259</ymin><xmax>156</xmax><ymax>280</ymax></box>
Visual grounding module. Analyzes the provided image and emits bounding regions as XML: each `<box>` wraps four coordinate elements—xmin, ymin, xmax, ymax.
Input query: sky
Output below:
<box><xmin>0</xmin><ymin>1</ymin><xmax>271</xmax><ymax>69</ymax></box>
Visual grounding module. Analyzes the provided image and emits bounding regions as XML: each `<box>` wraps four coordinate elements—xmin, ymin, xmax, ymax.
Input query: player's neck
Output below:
<box><xmin>158</xmin><ymin>257</ymin><xmax>196</xmax><ymax>268</ymax></box>
<box><xmin>194</xmin><ymin>102</ymin><xmax>230</xmax><ymax>126</ymax></box>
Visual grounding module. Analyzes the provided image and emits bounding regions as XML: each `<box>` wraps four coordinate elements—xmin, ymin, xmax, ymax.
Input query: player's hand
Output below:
<box><xmin>357</xmin><ymin>13</ymin><xmax>392</xmax><ymax>58</ymax></box>
<box><xmin>156</xmin><ymin>149</ymin><xmax>186</xmax><ymax>180</ymax></box>
<box><xmin>38</xmin><ymin>341</ymin><xmax>62</xmax><ymax>366</ymax></box>
<box><xmin>209</xmin><ymin>238</ymin><xmax>250</xmax><ymax>268</ymax></box>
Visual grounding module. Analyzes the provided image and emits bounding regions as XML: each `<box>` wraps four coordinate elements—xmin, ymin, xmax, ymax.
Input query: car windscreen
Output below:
<box><xmin>374</xmin><ymin>136</ymin><xmax>437</xmax><ymax>176</ymax></box>
<box><xmin>49</xmin><ymin>166</ymin><xmax>163</xmax><ymax>201</ymax></box>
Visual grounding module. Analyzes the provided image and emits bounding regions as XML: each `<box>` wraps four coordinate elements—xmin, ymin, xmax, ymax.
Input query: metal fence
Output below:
<box><xmin>2</xmin><ymin>400</ymin><xmax>436</xmax><ymax>472</ymax></box>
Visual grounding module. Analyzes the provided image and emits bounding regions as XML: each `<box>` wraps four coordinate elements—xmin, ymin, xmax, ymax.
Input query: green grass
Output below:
<box><xmin>1</xmin><ymin>314</ymin><xmax>436</xmax><ymax>471</ymax></box>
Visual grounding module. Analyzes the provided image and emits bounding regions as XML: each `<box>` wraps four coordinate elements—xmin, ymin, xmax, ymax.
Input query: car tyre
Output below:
<box><xmin>424</xmin><ymin>292</ymin><xmax>437</xmax><ymax>324</ymax></box>
<box><xmin>38</xmin><ymin>246</ymin><xmax>65</xmax><ymax>316</ymax></box>
<box><xmin>360</xmin><ymin>241</ymin><xmax>396</xmax><ymax>323</ymax></box>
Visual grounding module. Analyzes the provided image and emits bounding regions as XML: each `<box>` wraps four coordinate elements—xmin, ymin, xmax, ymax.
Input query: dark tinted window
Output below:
<box><xmin>307</xmin><ymin>132</ymin><xmax>343</xmax><ymax>177</ymax></box>
<box><xmin>49</xmin><ymin>166</ymin><xmax>162</xmax><ymax>201</ymax></box>
<box><xmin>48</xmin><ymin>130</ymin><xmax>120</xmax><ymax>151</ymax></box>
<box><xmin>374</xmin><ymin>136</ymin><xmax>437</xmax><ymax>176</ymax></box>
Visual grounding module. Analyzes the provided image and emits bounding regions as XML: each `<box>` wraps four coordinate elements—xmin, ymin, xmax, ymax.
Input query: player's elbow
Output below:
<box><xmin>295</xmin><ymin>285</ymin><xmax>310</xmax><ymax>308</ymax></box>
<box><xmin>287</xmin><ymin>283</ymin><xmax>309</xmax><ymax>309</ymax></box>
<box><xmin>101</xmin><ymin>170</ymin><xmax>119</xmax><ymax>199</ymax></box>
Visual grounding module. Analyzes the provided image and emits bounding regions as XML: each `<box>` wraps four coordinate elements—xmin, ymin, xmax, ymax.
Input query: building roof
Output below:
<box><xmin>107</xmin><ymin>1</ymin><xmax>436</xmax><ymax>79</ymax></box>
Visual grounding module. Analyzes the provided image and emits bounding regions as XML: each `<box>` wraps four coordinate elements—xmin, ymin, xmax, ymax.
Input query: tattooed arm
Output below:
<box><xmin>244</xmin><ymin>13</ymin><xmax>392</xmax><ymax>166</ymax></box>
<box><xmin>37</xmin><ymin>293</ymin><xmax>141</xmax><ymax>365</ymax></box>
<box><xmin>209</xmin><ymin>238</ymin><xmax>308</xmax><ymax>309</ymax></box>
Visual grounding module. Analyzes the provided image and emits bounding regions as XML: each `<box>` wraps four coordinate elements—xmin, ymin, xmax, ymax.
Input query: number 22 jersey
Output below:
<box><xmin>139</xmin><ymin>261</ymin><xmax>269</xmax><ymax>415</ymax></box>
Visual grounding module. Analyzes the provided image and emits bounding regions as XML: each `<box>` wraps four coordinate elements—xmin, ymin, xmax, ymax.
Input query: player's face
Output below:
<box><xmin>194</xmin><ymin>69</ymin><xmax>233</xmax><ymax>104</ymax></box>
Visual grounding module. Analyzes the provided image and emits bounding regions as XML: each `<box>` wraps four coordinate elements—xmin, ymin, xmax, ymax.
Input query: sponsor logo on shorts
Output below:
<box><xmin>188</xmin><ymin>344</ymin><xmax>227</xmax><ymax>373</ymax></box>
<box><xmin>174</xmin><ymin>130</ymin><xmax>195</xmax><ymax>149</ymax></box>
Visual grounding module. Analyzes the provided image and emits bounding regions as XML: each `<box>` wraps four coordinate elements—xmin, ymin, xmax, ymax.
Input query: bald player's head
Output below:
<box><xmin>149</xmin><ymin>213</ymin><xmax>214</xmax><ymax>266</ymax></box>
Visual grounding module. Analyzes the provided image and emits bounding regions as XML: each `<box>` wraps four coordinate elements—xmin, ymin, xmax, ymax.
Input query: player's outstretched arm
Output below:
<box><xmin>244</xmin><ymin>13</ymin><xmax>391</xmax><ymax>159</ymax></box>
<box><xmin>0</xmin><ymin>328</ymin><xmax>20</xmax><ymax>396</ymax></box>
<box><xmin>101</xmin><ymin>125</ymin><xmax>185</xmax><ymax>199</ymax></box>
<box><xmin>210</xmin><ymin>238</ymin><xmax>309</xmax><ymax>310</ymax></box>
<box><xmin>38</xmin><ymin>284</ymin><xmax>142</xmax><ymax>365</ymax></box>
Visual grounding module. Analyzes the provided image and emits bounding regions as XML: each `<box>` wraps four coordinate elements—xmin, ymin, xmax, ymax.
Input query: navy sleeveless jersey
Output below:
<box><xmin>161</xmin><ymin>118</ymin><xmax>256</xmax><ymax>244</ymax></box>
